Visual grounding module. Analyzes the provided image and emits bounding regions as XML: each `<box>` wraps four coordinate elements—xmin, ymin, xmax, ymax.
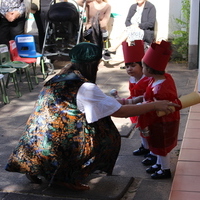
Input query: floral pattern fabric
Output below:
<box><xmin>5</xmin><ymin>70</ymin><xmax>121</xmax><ymax>184</ymax></box>
<box><xmin>0</xmin><ymin>0</ymin><xmax>26</xmax><ymax>16</ymax></box>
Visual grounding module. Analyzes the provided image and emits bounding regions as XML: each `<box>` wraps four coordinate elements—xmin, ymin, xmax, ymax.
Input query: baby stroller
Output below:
<box><xmin>41</xmin><ymin>0</ymin><xmax>83</xmax><ymax>77</ymax></box>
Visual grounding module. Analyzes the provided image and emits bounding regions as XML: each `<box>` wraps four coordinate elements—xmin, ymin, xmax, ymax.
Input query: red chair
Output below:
<box><xmin>9</xmin><ymin>40</ymin><xmax>39</xmax><ymax>85</ymax></box>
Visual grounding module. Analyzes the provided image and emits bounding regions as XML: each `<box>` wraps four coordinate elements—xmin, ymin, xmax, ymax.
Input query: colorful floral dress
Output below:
<box><xmin>5</xmin><ymin>70</ymin><xmax>121</xmax><ymax>184</ymax></box>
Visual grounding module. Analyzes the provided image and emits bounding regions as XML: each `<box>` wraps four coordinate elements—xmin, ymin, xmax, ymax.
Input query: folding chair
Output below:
<box><xmin>0</xmin><ymin>44</ymin><xmax>33</xmax><ymax>92</ymax></box>
<box><xmin>9</xmin><ymin>40</ymin><xmax>39</xmax><ymax>85</ymax></box>
<box><xmin>0</xmin><ymin>65</ymin><xmax>21</xmax><ymax>99</ymax></box>
<box><xmin>15</xmin><ymin>34</ymin><xmax>44</xmax><ymax>79</ymax></box>
<box><xmin>0</xmin><ymin>74</ymin><xmax>9</xmax><ymax>104</ymax></box>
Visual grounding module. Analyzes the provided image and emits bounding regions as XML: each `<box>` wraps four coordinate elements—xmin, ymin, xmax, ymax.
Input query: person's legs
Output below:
<box><xmin>141</xmin><ymin>137</ymin><xmax>157</xmax><ymax>166</ymax></box>
<box><xmin>10</xmin><ymin>16</ymin><xmax>26</xmax><ymax>40</ymax></box>
<box><xmin>38</xmin><ymin>4</ymin><xmax>52</xmax><ymax>51</ymax></box>
<box><xmin>146</xmin><ymin>155</ymin><xmax>160</xmax><ymax>174</ymax></box>
<box><xmin>107</xmin><ymin>30</ymin><xmax>128</xmax><ymax>53</ymax></box>
<box><xmin>133</xmin><ymin>136</ymin><xmax>150</xmax><ymax>156</ymax></box>
<box><xmin>102</xmin><ymin>30</ymin><xmax>128</xmax><ymax>61</ymax></box>
<box><xmin>141</xmin><ymin>137</ymin><xmax>149</xmax><ymax>149</ymax></box>
<box><xmin>151</xmin><ymin>154</ymin><xmax>171</xmax><ymax>179</ymax></box>
<box><xmin>0</xmin><ymin>18</ymin><xmax>10</xmax><ymax>45</ymax></box>
<box><xmin>40</xmin><ymin>4</ymin><xmax>51</xmax><ymax>30</ymax></box>
<box><xmin>34</xmin><ymin>11</ymin><xmax>45</xmax><ymax>51</ymax></box>
<box><xmin>40</xmin><ymin>9</ymin><xmax>48</xmax><ymax>31</ymax></box>
<box><xmin>142</xmin><ymin>151</ymin><xmax>157</xmax><ymax>166</ymax></box>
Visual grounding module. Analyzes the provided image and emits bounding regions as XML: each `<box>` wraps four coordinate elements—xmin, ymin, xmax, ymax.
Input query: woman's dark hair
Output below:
<box><xmin>59</xmin><ymin>61</ymin><xmax>99</xmax><ymax>83</ymax></box>
<box><xmin>72</xmin><ymin>61</ymin><xmax>99</xmax><ymax>83</ymax></box>
<box><xmin>143</xmin><ymin>62</ymin><xmax>165</xmax><ymax>75</ymax></box>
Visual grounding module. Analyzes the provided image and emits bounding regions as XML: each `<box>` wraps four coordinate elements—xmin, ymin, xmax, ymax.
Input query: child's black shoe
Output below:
<box><xmin>133</xmin><ymin>145</ymin><xmax>150</xmax><ymax>156</ymax></box>
<box><xmin>151</xmin><ymin>169</ymin><xmax>171</xmax><ymax>179</ymax></box>
<box><xmin>146</xmin><ymin>164</ymin><xmax>161</xmax><ymax>174</ymax></box>
<box><xmin>142</xmin><ymin>154</ymin><xmax>157</xmax><ymax>165</ymax></box>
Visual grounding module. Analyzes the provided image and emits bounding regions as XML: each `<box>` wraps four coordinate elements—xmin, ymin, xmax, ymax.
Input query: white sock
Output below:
<box><xmin>149</xmin><ymin>151</ymin><xmax>156</xmax><ymax>156</ymax></box>
<box><xmin>157</xmin><ymin>169</ymin><xmax>163</xmax><ymax>174</ymax></box>
<box><xmin>158</xmin><ymin>154</ymin><xmax>170</xmax><ymax>170</ymax></box>
<box><xmin>141</xmin><ymin>137</ymin><xmax>149</xmax><ymax>149</ymax></box>
<box><xmin>156</xmin><ymin>155</ymin><xmax>161</xmax><ymax>165</ymax></box>
<box><xmin>152</xmin><ymin>164</ymin><xmax>159</xmax><ymax>168</ymax></box>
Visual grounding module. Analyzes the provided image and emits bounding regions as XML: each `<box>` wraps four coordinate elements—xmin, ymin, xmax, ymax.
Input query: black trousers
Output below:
<box><xmin>0</xmin><ymin>16</ymin><xmax>26</xmax><ymax>46</ymax></box>
<box><xmin>33</xmin><ymin>0</ymin><xmax>53</xmax><ymax>50</ymax></box>
<box><xmin>33</xmin><ymin>11</ymin><xmax>45</xmax><ymax>51</ymax></box>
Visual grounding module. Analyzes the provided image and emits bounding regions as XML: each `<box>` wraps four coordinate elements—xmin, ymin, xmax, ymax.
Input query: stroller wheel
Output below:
<box><xmin>44</xmin><ymin>62</ymin><xmax>55</xmax><ymax>75</ymax></box>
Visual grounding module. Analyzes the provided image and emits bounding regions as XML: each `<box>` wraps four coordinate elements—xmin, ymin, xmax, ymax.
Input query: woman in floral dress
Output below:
<box><xmin>5</xmin><ymin>42</ymin><xmax>179</xmax><ymax>190</ymax></box>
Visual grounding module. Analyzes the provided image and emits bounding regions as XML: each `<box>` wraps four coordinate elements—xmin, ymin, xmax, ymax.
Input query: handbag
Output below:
<box><xmin>83</xmin><ymin>27</ymin><xmax>93</xmax><ymax>41</ymax></box>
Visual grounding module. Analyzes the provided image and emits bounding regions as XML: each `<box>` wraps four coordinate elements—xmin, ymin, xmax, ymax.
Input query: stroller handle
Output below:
<box><xmin>77</xmin><ymin>0</ymin><xmax>87</xmax><ymax>44</ymax></box>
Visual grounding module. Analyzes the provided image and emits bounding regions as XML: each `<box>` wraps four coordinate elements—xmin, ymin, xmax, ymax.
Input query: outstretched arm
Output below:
<box><xmin>111</xmin><ymin>100</ymin><xmax>180</xmax><ymax>118</ymax></box>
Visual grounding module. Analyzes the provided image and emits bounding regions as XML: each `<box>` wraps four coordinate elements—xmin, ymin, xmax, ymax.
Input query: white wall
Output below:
<box><xmin>168</xmin><ymin>0</ymin><xmax>182</xmax><ymax>39</ymax></box>
<box><xmin>151</xmin><ymin>0</ymin><xmax>169</xmax><ymax>40</ymax></box>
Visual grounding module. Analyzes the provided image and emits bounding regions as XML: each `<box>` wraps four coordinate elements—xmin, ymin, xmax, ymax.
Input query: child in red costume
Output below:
<box><xmin>138</xmin><ymin>40</ymin><xmax>182</xmax><ymax>179</ymax></box>
<box><xmin>122</xmin><ymin>41</ymin><xmax>157</xmax><ymax>166</ymax></box>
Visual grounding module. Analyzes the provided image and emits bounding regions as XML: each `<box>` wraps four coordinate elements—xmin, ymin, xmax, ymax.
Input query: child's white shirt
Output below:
<box><xmin>129</xmin><ymin>74</ymin><xmax>146</xmax><ymax>83</ymax></box>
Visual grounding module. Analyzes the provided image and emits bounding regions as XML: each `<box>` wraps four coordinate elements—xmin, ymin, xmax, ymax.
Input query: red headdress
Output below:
<box><xmin>122</xmin><ymin>40</ymin><xmax>145</xmax><ymax>64</ymax></box>
<box><xmin>142</xmin><ymin>40</ymin><xmax>172</xmax><ymax>71</ymax></box>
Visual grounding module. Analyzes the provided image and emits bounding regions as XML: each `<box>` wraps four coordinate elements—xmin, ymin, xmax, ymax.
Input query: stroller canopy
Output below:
<box><xmin>48</xmin><ymin>2</ymin><xmax>79</xmax><ymax>23</ymax></box>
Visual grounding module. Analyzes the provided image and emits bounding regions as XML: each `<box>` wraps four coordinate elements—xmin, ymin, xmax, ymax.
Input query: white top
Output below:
<box><xmin>129</xmin><ymin>74</ymin><xmax>146</xmax><ymax>84</ymax></box>
<box><xmin>77</xmin><ymin>82</ymin><xmax>122</xmax><ymax>123</ymax></box>
<box><xmin>127</xmin><ymin>5</ymin><xmax>144</xmax><ymax>41</ymax></box>
<box><xmin>131</xmin><ymin>5</ymin><xmax>144</xmax><ymax>25</ymax></box>
<box><xmin>152</xmin><ymin>79</ymin><xmax>165</xmax><ymax>87</ymax></box>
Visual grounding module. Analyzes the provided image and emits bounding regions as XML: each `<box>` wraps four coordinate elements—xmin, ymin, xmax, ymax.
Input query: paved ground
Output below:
<box><xmin>0</xmin><ymin>57</ymin><xmax>198</xmax><ymax>200</ymax></box>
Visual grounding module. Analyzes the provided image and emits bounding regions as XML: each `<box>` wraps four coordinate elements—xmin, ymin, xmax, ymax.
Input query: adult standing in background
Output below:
<box><xmin>0</xmin><ymin>0</ymin><xmax>31</xmax><ymax>45</ymax></box>
<box><xmin>31</xmin><ymin>0</ymin><xmax>69</xmax><ymax>51</ymax></box>
<box><xmin>104</xmin><ymin>0</ymin><xmax>156</xmax><ymax>60</ymax></box>
<box><xmin>76</xmin><ymin>0</ymin><xmax>111</xmax><ymax>43</ymax></box>
<box><xmin>31</xmin><ymin>0</ymin><xmax>53</xmax><ymax>51</ymax></box>
<box><xmin>125</xmin><ymin>0</ymin><xmax>156</xmax><ymax>49</ymax></box>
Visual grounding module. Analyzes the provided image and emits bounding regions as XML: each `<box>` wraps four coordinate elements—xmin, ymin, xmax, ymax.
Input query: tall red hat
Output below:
<box><xmin>122</xmin><ymin>40</ymin><xmax>145</xmax><ymax>64</ymax></box>
<box><xmin>142</xmin><ymin>40</ymin><xmax>172</xmax><ymax>71</ymax></box>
